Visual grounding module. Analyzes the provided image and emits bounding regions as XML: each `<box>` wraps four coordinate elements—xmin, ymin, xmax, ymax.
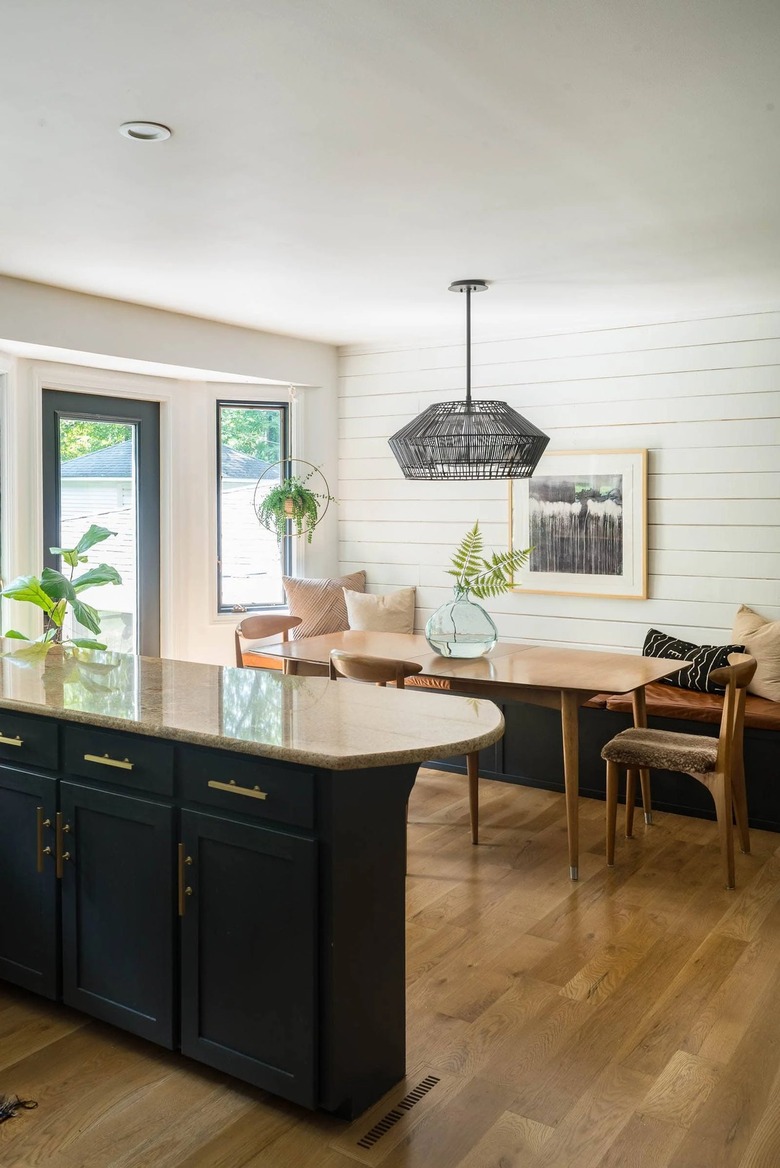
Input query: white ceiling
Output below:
<box><xmin>2</xmin><ymin>0</ymin><xmax>779</xmax><ymax>346</ymax></box>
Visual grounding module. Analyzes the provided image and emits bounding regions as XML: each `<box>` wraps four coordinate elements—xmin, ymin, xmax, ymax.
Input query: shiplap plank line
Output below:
<box><xmin>339</xmin><ymin>365</ymin><xmax>780</xmax><ymax>417</ymax></box>
<box><xmin>339</xmin><ymin>342</ymin><xmax>780</xmax><ymax>395</ymax></box>
<box><xmin>340</xmin><ymin>311</ymin><xmax>780</xmax><ymax>372</ymax></box>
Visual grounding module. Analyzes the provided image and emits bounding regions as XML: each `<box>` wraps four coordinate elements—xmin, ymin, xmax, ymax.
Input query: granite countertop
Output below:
<box><xmin>0</xmin><ymin>642</ymin><xmax>504</xmax><ymax>771</ymax></box>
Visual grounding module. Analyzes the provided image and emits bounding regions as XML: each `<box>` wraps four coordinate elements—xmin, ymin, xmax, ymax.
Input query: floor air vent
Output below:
<box><xmin>329</xmin><ymin>1068</ymin><xmax>454</xmax><ymax>1165</ymax></box>
<box><xmin>356</xmin><ymin>1076</ymin><xmax>441</xmax><ymax>1149</ymax></box>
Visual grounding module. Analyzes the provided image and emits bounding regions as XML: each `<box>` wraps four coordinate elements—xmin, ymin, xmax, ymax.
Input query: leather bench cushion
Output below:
<box><xmin>605</xmin><ymin>681</ymin><xmax>780</xmax><ymax>731</ymax></box>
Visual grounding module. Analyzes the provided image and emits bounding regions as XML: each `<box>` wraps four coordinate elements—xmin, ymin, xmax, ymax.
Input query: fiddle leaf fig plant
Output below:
<box><xmin>256</xmin><ymin>468</ymin><xmax>335</xmax><ymax>544</ymax></box>
<box><xmin>2</xmin><ymin>524</ymin><xmax>122</xmax><ymax>650</ymax></box>
<box><xmin>447</xmin><ymin>522</ymin><xmax>531</xmax><ymax>598</ymax></box>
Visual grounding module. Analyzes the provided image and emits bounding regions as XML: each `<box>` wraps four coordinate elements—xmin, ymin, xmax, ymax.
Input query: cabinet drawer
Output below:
<box><xmin>179</xmin><ymin>746</ymin><xmax>314</xmax><ymax>829</ymax></box>
<box><xmin>0</xmin><ymin>711</ymin><xmax>58</xmax><ymax>771</ymax></box>
<box><xmin>63</xmin><ymin>725</ymin><xmax>174</xmax><ymax>796</ymax></box>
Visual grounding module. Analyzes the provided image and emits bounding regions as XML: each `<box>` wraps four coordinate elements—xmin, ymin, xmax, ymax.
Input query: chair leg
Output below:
<box><xmin>466</xmin><ymin>751</ymin><xmax>479</xmax><ymax>845</ymax></box>
<box><xmin>606</xmin><ymin>760</ymin><xmax>619</xmax><ymax>866</ymax></box>
<box><xmin>711</xmin><ymin>772</ymin><xmax>736</xmax><ymax>890</ymax></box>
<box><xmin>639</xmin><ymin>768</ymin><xmax>654</xmax><ymax>825</ymax></box>
<box><xmin>731</xmin><ymin>756</ymin><xmax>751</xmax><ymax>856</ymax></box>
<box><xmin>625</xmin><ymin>768</ymin><xmax>638</xmax><ymax>838</ymax></box>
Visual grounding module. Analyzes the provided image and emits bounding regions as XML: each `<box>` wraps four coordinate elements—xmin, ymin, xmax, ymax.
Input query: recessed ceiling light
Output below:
<box><xmin>119</xmin><ymin>121</ymin><xmax>172</xmax><ymax>142</ymax></box>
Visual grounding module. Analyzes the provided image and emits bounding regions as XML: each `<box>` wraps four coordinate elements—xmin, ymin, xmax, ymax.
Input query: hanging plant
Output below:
<box><xmin>255</xmin><ymin>466</ymin><xmax>335</xmax><ymax>544</ymax></box>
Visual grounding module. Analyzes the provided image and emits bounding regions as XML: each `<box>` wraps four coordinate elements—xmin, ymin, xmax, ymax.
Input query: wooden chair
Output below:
<box><xmin>234</xmin><ymin>614</ymin><xmax>302</xmax><ymax>669</ymax></box>
<box><xmin>602</xmin><ymin>654</ymin><xmax>757</xmax><ymax>889</ymax></box>
<box><xmin>329</xmin><ymin>650</ymin><xmax>483</xmax><ymax>844</ymax></box>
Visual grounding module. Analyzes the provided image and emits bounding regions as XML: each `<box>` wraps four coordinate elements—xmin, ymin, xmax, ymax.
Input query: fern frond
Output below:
<box><xmin>468</xmin><ymin>546</ymin><xmax>531</xmax><ymax>598</ymax></box>
<box><xmin>449</xmin><ymin>523</ymin><xmax>484</xmax><ymax>588</ymax></box>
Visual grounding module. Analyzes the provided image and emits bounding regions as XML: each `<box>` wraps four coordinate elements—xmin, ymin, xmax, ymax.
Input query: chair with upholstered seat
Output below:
<box><xmin>234</xmin><ymin>614</ymin><xmax>302</xmax><ymax>669</ymax></box>
<box><xmin>329</xmin><ymin>649</ymin><xmax>483</xmax><ymax>844</ymax></box>
<box><xmin>602</xmin><ymin>654</ymin><xmax>757</xmax><ymax>889</ymax></box>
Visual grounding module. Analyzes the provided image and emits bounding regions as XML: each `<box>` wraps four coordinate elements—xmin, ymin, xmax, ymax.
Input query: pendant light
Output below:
<box><xmin>389</xmin><ymin>280</ymin><xmax>550</xmax><ymax>480</ymax></box>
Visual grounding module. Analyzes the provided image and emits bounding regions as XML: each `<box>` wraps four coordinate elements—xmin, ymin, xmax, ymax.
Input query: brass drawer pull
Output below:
<box><xmin>84</xmin><ymin>753</ymin><xmax>134</xmax><ymax>771</ymax></box>
<box><xmin>36</xmin><ymin>806</ymin><xmax>52</xmax><ymax>873</ymax></box>
<box><xmin>207</xmin><ymin>779</ymin><xmax>267</xmax><ymax>801</ymax></box>
<box><xmin>0</xmin><ymin>734</ymin><xmax>23</xmax><ymax>747</ymax></box>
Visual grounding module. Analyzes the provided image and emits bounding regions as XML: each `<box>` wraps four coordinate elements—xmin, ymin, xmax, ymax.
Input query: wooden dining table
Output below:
<box><xmin>251</xmin><ymin>631</ymin><xmax>686</xmax><ymax>881</ymax></box>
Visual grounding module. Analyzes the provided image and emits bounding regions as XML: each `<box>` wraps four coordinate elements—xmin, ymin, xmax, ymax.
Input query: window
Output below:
<box><xmin>217</xmin><ymin>401</ymin><xmax>289</xmax><ymax>612</ymax></box>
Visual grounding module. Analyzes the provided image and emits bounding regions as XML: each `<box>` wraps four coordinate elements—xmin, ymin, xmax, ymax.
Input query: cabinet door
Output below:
<box><xmin>60</xmin><ymin>782</ymin><xmax>175</xmax><ymax>1047</ymax></box>
<box><xmin>180</xmin><ymin>810</ymin><xmax>317</xmax><ymax>1108</ymax></box>
<box><xmin>0</xmin><ymin>768</ymin><xmax>58</xmax><ymax>998</ymax></box>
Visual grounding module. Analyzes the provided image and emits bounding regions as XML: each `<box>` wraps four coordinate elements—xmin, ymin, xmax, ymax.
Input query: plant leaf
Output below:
<box><xmin>40</xmin><ymin>567</ymin><xmax>78</xmax><ymax>604</ymax></box>
<box><xmin>49</xmin><ymin>547</ymin><xmax>80</xmax><ymax>567</ymax></box>
<box><xmin>449</xmin><ymin>523</ymin><xmax>484</xmax><ymax>588</ymax></box>
<box><xmin>72</xmin><ymin>525</ymin><xmax>116</xmax><ymax>556</ymax></box>
<box><xmin>1</xmin><ymin>575</ymin><xmax>57</xmax><ymax>614</ymax></box>
<box><xmin>468</xmin><ymin>547</ymin><xmax>532</xmax><ymax>598</ymax></box>
<box><xmin>70</xmin><ymin>638</ymin><xmax>108</xmax><ymax>650</ymax></box>
<box><xmin>72</xmin><ymin>564</ymin><xmax>122</xmax><ymax>593</ymax></box>
<box><xmin>71</xmin><ymin>598</ymin><xmax>102</xmax><ymax>635</ymax></box>
<box><xmin>3</xmin><ymin>630</ymin><xmax>30</xmax><ymax>640</ymax></box>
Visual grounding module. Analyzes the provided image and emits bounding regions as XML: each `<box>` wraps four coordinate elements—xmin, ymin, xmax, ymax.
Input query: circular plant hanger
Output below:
<box><xmin>253</xmin><ymin>459</ymin><xmax>334</xmax><ymax>543</ymax></box>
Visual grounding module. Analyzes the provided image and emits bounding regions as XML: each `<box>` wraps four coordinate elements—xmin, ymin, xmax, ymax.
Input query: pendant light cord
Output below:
<box><xmin>465</xmin><ymin>284</ymin><xmax>472</xmax><ymax>411</ymax></box>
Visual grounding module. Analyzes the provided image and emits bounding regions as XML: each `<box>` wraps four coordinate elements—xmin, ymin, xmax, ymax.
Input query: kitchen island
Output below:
<box><xmin>0</xmin><ymin>643</ymin><xmax>503</xmax><ymax>1117</ymax></box>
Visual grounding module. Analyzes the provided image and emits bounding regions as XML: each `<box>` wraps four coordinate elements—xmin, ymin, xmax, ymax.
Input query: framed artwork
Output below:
<box><xmin>508</xmin><ymin>449</ymin><xmax>647</xmax><ymax>599</ymax></box>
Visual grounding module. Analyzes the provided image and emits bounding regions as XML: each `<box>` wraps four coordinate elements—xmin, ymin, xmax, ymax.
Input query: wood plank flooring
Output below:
<box><xmin>3</xmin><ymin>768</ymin><xmax>780</xmax><ymax>1167</ymax></box>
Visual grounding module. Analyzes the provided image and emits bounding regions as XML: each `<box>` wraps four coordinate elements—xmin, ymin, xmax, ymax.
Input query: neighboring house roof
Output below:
<box><xmin>61</xmin><ymin>439</ymin><xmax>135</xmax><ymax>478</ymax></box>
<box><xmin>61</xmin><ymin>440</ymin><xmax>275</xmax><ymax>480</ymax></box>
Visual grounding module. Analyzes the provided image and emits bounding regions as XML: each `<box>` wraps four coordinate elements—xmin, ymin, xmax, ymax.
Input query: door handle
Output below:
<box><xmin>177</xmin><ymin>843</ymin><xmax>193</xmax><ymax>917</ymax></box>
<box><xmin>55</xmin><ymin>812</ymin><xmax>72</xmax><ymax>879</ymax></box>
<box><xmin>36</xmin><ymin>806</ymin><xmax>52</xmax><ymax>873</ymax></box>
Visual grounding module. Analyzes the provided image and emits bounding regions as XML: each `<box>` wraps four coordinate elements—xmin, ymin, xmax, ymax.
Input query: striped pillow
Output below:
<box><xmin>283</xmin><ymin>571</ymin><xmax>366</xmax><ymax>639</ymax></box>
<box><xmin>642</xmin><ymin>628</ymin><xmax>745</xmax><ymax>693</ymax></box>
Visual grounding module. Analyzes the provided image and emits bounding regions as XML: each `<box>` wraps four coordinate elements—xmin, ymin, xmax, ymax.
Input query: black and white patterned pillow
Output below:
<box><xmin>642</xmin><ymin>628</ymin><xmax>746</xmax><ymax>693</ymax></box>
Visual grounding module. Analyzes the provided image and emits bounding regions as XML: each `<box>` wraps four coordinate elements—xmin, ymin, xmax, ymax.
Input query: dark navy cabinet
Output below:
<box><xmin>180</xmin><ymin>810</ymin><xmax>317</xmax><ymax>1108</ymax></box>
<box><xmin>0</xmin><ymin>713</ymin><xmax>417</xmax><ymax>1117</ymax></box>
<box><xmin>60</xmin><ymin>782</ymin><xmax>176</xmax><ymax>1047</ymax></box>
<box><xmin>0</xmin><ymin>766</ymin><xmax>58</xmax><ymax>999</ymax></box>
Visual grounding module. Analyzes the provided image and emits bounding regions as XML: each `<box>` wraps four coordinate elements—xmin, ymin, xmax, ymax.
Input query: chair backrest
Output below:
<box><xmin>328</xmin><ymin>650</ymin><xmax>423</xmax><ymax>689</ymax></box>
<box><xmin>709</xmin><ymin>653</ymin><xmax>757</xmax><ymax>778</ymax></box>
<box><xmin>234</xmin><ymin>614</ymin><xmax>302</xmax><ymax>667</ymax></box>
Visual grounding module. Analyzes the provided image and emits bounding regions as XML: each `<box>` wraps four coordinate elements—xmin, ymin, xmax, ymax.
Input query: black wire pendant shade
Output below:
<box><xmin>388</xmin><ymin>280</ymin><xmax>550</xmax><ymax>480</ymax></box>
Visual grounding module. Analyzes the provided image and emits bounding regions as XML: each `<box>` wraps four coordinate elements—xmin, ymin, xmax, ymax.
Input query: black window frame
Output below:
<box><xmin>216</xmin><ymin>399</ymin><xmax>291</xmax><ymax>614</ymax></box>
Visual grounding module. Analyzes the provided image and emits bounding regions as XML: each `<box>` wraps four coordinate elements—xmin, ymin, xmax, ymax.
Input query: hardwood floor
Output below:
<box><xmin>3</xmin><ymin>768</ymin><xmax>780</xmax><ymax>1167</ymax></box>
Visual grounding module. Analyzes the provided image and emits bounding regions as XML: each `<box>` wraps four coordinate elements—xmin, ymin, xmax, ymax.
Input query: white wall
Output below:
<box><xmin>338</xmin><ymin>310</ymin><xmax>780</xmax><ymax>653</ymax></box>
<box><xmin>0</xmin><ymin>281</ymin><xmax>339</xmax><ymax>666</ymax></box>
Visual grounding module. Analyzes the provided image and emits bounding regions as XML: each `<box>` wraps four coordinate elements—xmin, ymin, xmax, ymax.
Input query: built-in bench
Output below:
<box><xmin>437</xmin><ymin>683</ymin><xmax>780</xmax><ymax>832</ymax></box>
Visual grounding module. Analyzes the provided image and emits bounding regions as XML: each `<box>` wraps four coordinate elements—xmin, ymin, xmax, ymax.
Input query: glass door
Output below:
<box><xmin>42</xmin><ymin>391</ymin><xmax>160</xmax><ymax>657</ymax></box>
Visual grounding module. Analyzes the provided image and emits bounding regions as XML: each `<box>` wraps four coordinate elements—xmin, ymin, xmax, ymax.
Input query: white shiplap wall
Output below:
<box><xmin>338</xmin><ymin>311</ymin><xmax>780</xmax><ymax>653</ymax></box>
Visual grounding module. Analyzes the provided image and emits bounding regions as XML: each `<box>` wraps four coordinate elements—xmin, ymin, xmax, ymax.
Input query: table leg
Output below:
<box><xmin>631</xmin><ymin>687</ymin><xmax>653</xmax><ymax>825</ymax></box>
<box><xmin>561</xmin><ymin>691</ymin><xmax>580</xmax><ymax>881</ymax></box>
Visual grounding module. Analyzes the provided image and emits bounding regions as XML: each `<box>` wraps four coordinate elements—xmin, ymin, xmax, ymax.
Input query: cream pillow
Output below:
<box><xmin>344</xmin><ymin>587</ymin><xmax>416</xmax><ymax>634</ymax></box>
<box><xmin>283</xmin><ymin>571</ymin><xmax>366</xmax><ymax>639</ymax></box>
<box><xmin>732</xmin><ymin>604</ymin><xmax>780</xmax><ymax>702</ymax></box>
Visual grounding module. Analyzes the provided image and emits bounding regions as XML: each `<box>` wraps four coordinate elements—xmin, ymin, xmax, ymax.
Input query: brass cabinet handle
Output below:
<box><xmin>207</xmin><ymin>780</ymin><xmax>267</xmax><ymax>801</ymax></box>
<box><xmin>177</xmin><ymin>843</ymin><xmax>193</xmax><ymax>917</ymax></box>
<box><xmin>0</xmin><ymin>734</ymin><xmax>23</xmax><ymax>747</ymax></box>
<box><xmin>84</xmin><ymin>753</ymin><xmax>134</xmax><ymax>771</ymax></box>
<box><xmin>36</xmin><ymin>806</ymin><xmax>52</xmax><ymax>873</ymax></box>
<box><xmin>55</xmin><ymin>812</ymin><xmax>72</xmax><ymax>879</ymax></box>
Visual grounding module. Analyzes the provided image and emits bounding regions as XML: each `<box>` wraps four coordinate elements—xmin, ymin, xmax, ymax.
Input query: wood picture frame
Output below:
<box><xmin>508</xmin><ymin>449</ymin><xmax>647</xmax><ymax>599</ymax></box>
